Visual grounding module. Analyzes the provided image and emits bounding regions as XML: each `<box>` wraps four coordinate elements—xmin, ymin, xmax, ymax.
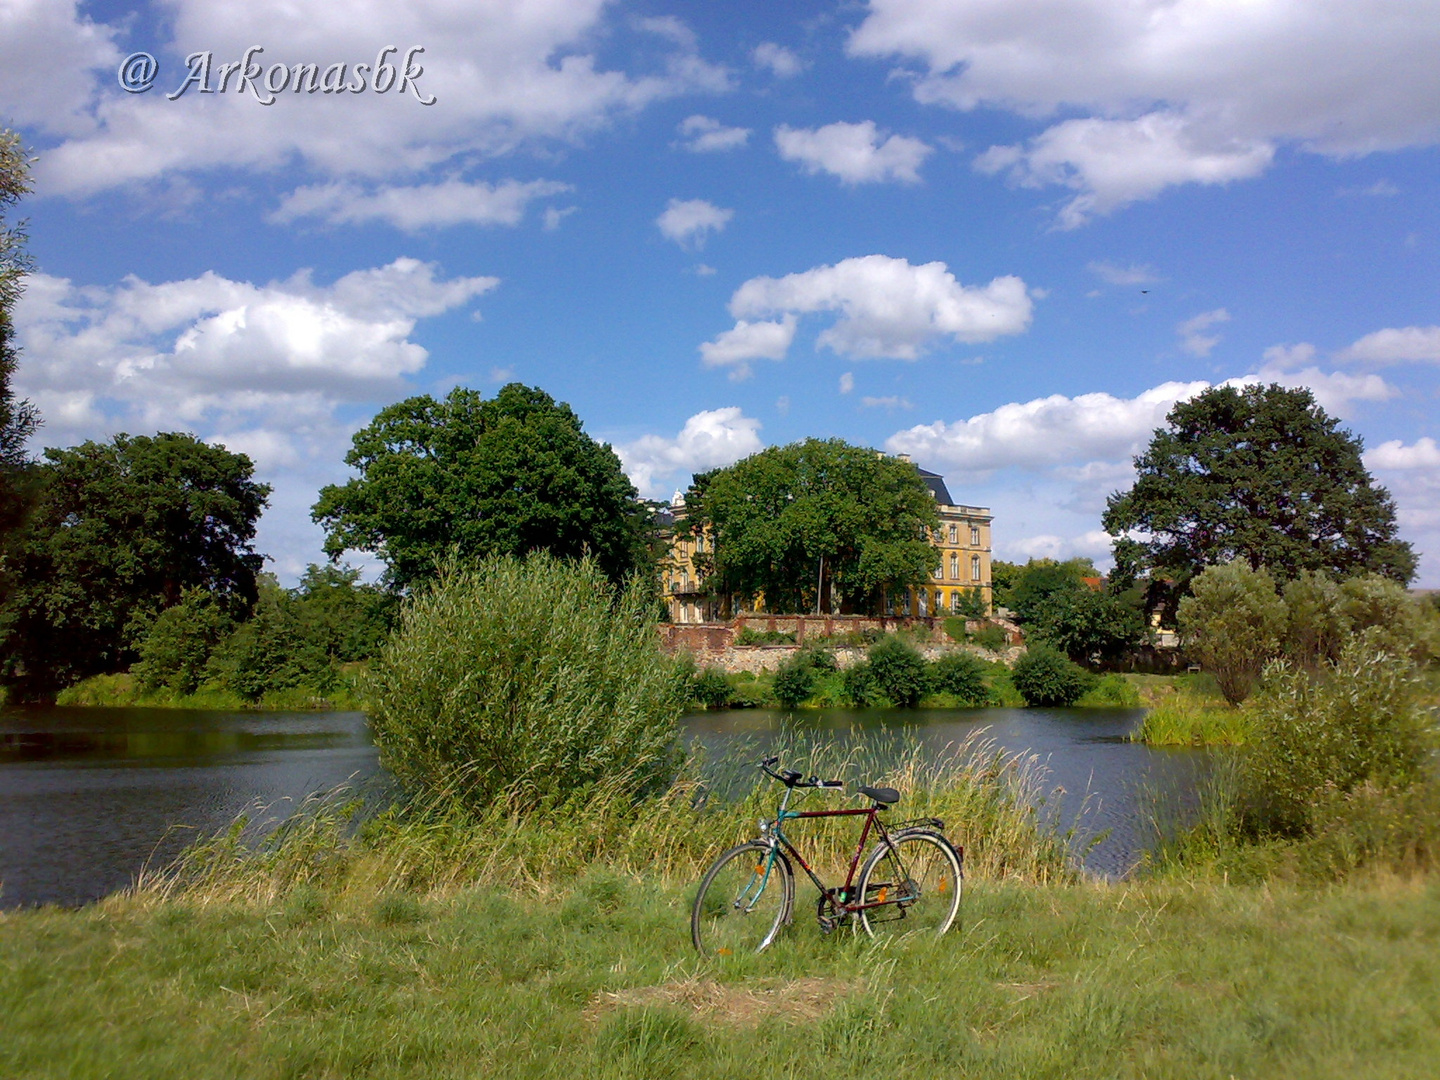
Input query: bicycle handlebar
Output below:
<box><xmin>759</xmin><ymin>758</ymin><xmax>843</xmax><ymax>790</ymax></box>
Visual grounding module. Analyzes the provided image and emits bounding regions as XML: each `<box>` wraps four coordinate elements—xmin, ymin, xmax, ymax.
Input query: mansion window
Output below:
<box><xmin>970</xmin><ymin>526</ymin><xmax>980</xmax><ymax>547</ymax></box>
<box><xmin>971</xmin><ymin>555</ymin><xmax>981</xmax><ymax>581</ymax></box>
<box><xmin>949</xmin><ymin>553</ymin><xmax>959</xmax><ymax>579</ymax></box>
<box><xmin>948</xmin><ymin>524</ymin><xmax>958</xmax><ymax>544</ymax></box>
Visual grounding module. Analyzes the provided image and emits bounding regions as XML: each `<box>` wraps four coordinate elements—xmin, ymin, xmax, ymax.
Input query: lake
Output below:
<box><xmin>0</xmin><ymin>704</ymin><xmax>1209</xmax><ymax>908</ymax></box>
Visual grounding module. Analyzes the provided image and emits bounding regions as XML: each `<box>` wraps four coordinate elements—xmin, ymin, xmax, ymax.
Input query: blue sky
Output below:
<box><xmin>4</xmin><ymin>0</ymin><xmax>1439</xmax><ymax>584</ymax></box>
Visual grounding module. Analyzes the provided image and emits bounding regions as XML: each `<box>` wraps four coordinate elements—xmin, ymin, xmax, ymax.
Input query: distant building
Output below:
<box><xmin>659</xmin><ymin>456</ymin><xmax>993</xmax><ymax>623</ymax></box>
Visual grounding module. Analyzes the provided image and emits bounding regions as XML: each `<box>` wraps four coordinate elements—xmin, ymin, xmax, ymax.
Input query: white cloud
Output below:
<box><xmin>888</xmin><ymin>380</ymin><xmax>1210</xmax><ymax>474</ymax></box>
<box><xmin>1339</xmin><ymin>326</ymin><xmax>1440</xmax><ymax>365</ymax></box>
<box><xmin>13</xmin><ymin>257</ymin><xmax>496</xmax><ymax>446</ymax></box>
<box><xmin>851</xmin><ymin>0</ymin><xmax>1440</xmax><ymax>222</ymax></box>
<box><xmin>1261</xmin><ymin>343</ymin><xmax>1317</xmax><ymax>371</ymax></box>
<box><xmin>839</xmin><ymin>372</ymin><xmax>855</xmax><ymax>394</ymax></box>
<box><xmin>675</xmin><ymin>114</ymin><xmax>751</xmax><ymax>152</ymax></box>
<box><xmin>616</xmin><ymin>407</ymin><xmax>763</xmax><ymax>498</ymax></box>
<box><xmin>1087</xmin><ymin>260</ymin><xmax>1160</xmax><ymax>286</ymax></box>
<box><xmin>698</xmin><ymin>316</ymin><xmax>797</xmax><ymax>380</ymax></box>
<box><xmin>1009</xmin><ymin>530</ymin><xmax>1113</xmax><ymax>562</ymax></box>
<box><xmin>270</xmin><ymin>178</ymin><xmax>571</xmax><ymax>230</ymax></box>
<box><xmin>976</xmin><ymin>113</ymin><xmax>1273</xmax><ymax>228</ymax></box>
<box><xmin>1178</xmin><ymin>308</ymin><xmax>1230</xmax><ymax>358</ymax></box>
<box><xmin>544</xmin><ymin>205</ymin><xmax>578</xmax><ymax>230</ymax></box>
<box><xmin>1367</xmin><ymin>437</ymin><xmax>1440</xmax><ymax>471</ymax></box>
<box><xmin>722</xmin><ymin>254</ymin><xmax>1032</xmax><ymax>361</ymax></box>
<box><xmin>656</xmin><ymin>198</ymin><xmax>734</xmax><ymax>248</ymax></box>
<box><xmin>0</xmin><ymin>0</ymin><xmax>118</xmax><ymax>136</ymax></box>
<box><xmin>861</xmin><ymin>395</ymin><xmax>913</xmax><ymax>410</ymax></box>
<box><xmin>25</xmin><ymin>2</ymin><xmax>731</xmax><ymax>198</ymax></box>
<box><xmin>752</xmin><ymin>42</ymin><xmax>806</xmax><ymax>77</ymax></box>
<box><xmin>1338</xmin><ymin>180</ymin><xmax>1400</xmax><ymax>197</ymax></box>
<box><xmin>774</xmin><ymin>121</ymin><xmax>932</xmax><ymax>184</ymax></box>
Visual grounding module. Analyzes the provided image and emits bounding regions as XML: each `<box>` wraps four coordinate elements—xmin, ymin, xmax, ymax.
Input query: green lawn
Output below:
<box><xmin>4</xmin><ymin>873</ymin><xmax>1437</xmax><ymax>1079</ymax></box>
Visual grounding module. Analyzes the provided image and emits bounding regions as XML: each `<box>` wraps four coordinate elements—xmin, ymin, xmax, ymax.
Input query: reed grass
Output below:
<box><xmin>1133</xmin><ymin>697</ymin><xmax>1251</xmax><ymax>746</ymax></box>
<box><xmin>134</xmin><ymin>731</ymin><xmax>1073</xmax><ymax>908</ymax></box>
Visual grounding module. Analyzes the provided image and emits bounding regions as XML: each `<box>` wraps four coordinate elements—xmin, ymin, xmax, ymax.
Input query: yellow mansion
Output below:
<box><xmin>661</xmin><ymin>457</ymin><xmax>992</xmax><ymax>623</ymax></box>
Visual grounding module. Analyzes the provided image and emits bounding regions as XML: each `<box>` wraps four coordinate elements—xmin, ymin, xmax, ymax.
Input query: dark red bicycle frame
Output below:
<box><xmin>773</xmin><ymin>804</ymin><xmax>896</xmax><ymax>913</ymax></box>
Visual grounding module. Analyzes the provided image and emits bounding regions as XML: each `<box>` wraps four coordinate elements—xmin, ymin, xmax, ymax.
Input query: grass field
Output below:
<box><xmin>3</xmin><ymin>872</ymin><xmax>1437</xmax><ymax>1079</ymax></box>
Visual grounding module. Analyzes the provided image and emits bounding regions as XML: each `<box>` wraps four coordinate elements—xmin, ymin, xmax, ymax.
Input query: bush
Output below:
<box><xmin>972</xmin><ymin>624</ymin><xmax>1008</xmax><ymax>652</ymax></box>
<box><xmin>365</xmin><ymin>554</ymin><xmax>685</xmax><ymax>809</ymax></box>
<box><xmin>133</xmin><ymin>589</ymin><xmax>236</xmax><ymax>694</ymax></box>
<box><xmin>1239</xmin><ymin>634</ymin><xmax>1433</xmax><ymax>837</ymax></box>
<box><xmin>771</xmin><ymin>655</ymin><xmax>815</xmax><ymax>709</ymax></box>
<box><xmin>942</xmin><ymin>616</ymin><xmax>969</xmax><ymax>643</ymax></box>
<box><xmin>841</xmin><ymin>662</ymin><xmax>882</xmax><ymax>706</ymax></box>
<box><xmin>1076</xmin><ymin>672</ymin><xmax>1142</xmax><ymax>707</ymax></box>
<box><xmin>735</xmin><ymin>628</ymin><xmax>795</xmax><ymax>646</ymax></box>
<box><xmin>927</xmin><ymin>652</ymin><xmax>991</xmax><ymax>706</ymax></box>
<box><xmin>206</xmin><ymin>578</ymin><xmax>330</xmax><ymax>701</ymax></box>
<box><xmin>1010</xmin><ymin>645</ymin><xmax>1093</xmax><ymax>707</ymax></box>
<box><xmin>689</xmin><ymin>667</ymin><xmax>732</xmax><ymax>709</ymax></box>
<box><xmin>867</xmin><ymin>636</ymin><xmax>928</xmax><ymax>707</ymax></box>
<box><xmin>1178</xmin><ymin>561</ymin><xmax>1286</xmax><ymax>705</ymax></box>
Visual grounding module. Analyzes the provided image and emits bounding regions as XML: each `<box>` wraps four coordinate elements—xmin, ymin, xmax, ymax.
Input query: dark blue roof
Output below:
<box><xmin>916</xmin><ymin>466</ymin><xmax>953</xmax><ymax>506</ymax></box>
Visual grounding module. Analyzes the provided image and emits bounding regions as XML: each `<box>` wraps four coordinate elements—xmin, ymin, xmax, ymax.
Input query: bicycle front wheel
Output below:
<box><xmin>855</xmin><ymin>830</ymin><xmax>962</xmax><ymax>939</ymax></box>
<box><xmin>691</xmin><ymin>840</ymin><xmax>794</xmax><ymax>956</ymax></box>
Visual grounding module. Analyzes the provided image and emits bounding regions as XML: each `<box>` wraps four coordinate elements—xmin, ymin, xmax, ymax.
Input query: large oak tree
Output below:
<box><xmin>1104</xmin><ymin>384</ymin><xmax>1415</xmax><ymax>586</ymax></box>
<box><xmin>683</xmin><ymin>439</ymin><xmax>940</xmax><ymax>614</ymax></box>
<box><xmin>0</xmin><ymin>433</ymin><xmax>270</xmax><ymax>696</ymax></box>
<box><xmin>313</xmin><ymin>383</ymin><xmax>647</xmax><ymax>589</ymax></box>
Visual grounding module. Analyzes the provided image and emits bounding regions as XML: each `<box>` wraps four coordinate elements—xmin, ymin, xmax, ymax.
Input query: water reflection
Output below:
<box><xmin>0</xmin><ymin>704</ymin><xmax>1208</xmax><ymax>909</ymax></box>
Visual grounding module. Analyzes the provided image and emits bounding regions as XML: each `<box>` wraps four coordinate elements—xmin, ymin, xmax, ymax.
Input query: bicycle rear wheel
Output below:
<box><xmin>691</xmin><ymin>840</ymin><xmax>794</xmax><ymax>955</ymax></box>
<box><xmin>855</xmin><ymin>830</ymin><xmax>961</xmax><ymax>939</ymax></box>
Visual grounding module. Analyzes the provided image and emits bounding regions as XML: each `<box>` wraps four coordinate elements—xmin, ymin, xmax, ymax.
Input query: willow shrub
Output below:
<box><xmin>366</xmin><ymin>554</ymin><xmax>686</xmax><ymax>811</ymax></box>
<box><xmin>1240</xmin><ymin>632</ymin><xmax>1434</xmax><ymax>837</ymax></box>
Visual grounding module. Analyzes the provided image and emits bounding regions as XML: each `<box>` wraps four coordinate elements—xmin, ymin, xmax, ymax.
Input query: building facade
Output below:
<box><xmin>660</xmin><ymin>457</ymin><xmax>992</xmax><ymax>623</ymax></box>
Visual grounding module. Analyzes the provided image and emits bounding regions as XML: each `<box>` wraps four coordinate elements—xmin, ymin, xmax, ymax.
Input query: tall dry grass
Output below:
<box><xmin>134</xmin><ymin>731</ymin><xmax>1074</xmax><ymax>906</ymax></box>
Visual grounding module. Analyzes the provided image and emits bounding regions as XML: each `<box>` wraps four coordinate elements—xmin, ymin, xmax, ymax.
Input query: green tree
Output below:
<box><xmin>1004</xmin><ymin>558</ymin><xmax>1097</xmax><ymax>625</ymax></box>
<box><xmin>1104</xmin><ymin>384</ymin><xmax>1416</xmax><ymax>585</ymax></box>
<box><xmin>1177</xmin><ymin>561</ymin><xmax>1287</xmax><ymax>705</ymax></box>
<box><xmin>1010</xmin><ymin>644</ymin><xmax>1093</xmax><ymax>707</ymax></box>
<box><xmin>0</xmin><ymin>433</ymin><xmax>269</xmax><ymax>696</ymax></box>
<box><xmin>133</xmin><ymin>588</ymin><xmax>238</xmax><ymax>695</ymax></box>
<box><xmin>866</xmin><ymin>635</ymin><xmax>929</xmax><ymax>707</ymax></box>
<box><xmin>291</xmin><ymin>563</ymin><xmax>396</xmax><ymax>663</ymax></box>
<box><xmin>684</xmin><ymin>439</ymin><xmax>940</xmax><ymax>614</ymax></box>
<box><xmin>928</xmin><ymin>651</ymin><xmax>991</xmax><ymax>706</ymax></box>
<box><xmin>1028</xmin><ymin>588</ymin><xmax>1147</xmax><ymax>667</ymax></box>
<box><xmin>313</xmin><ymin>384</ymin><xmax>647</xmax><ymax>590</ymax></box>
<box><xmin>207</xmin><ymin>576</ymin><xmax>330</xmax><ymax>701</ymax></box>
<box><xmin>0</xmin><ymin>131</ymin><xmax>41</xmax><ymax>604</ymax></box>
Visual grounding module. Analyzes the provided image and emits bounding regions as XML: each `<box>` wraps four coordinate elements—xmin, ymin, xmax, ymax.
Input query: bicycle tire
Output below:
<box><xmin>854</xmin><ymin>829</ymin><xmax>962</xmax><ymax>939</ymax></box>
<box><xmin>691</xmin><ymin>840</ymin><xmax>794</xmax><ymax>956</ymax></box>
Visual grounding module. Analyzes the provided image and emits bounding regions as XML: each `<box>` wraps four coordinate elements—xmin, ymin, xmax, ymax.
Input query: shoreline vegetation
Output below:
<box><xmin>3</xmin><ymin>555</ymin><xmax>1438</xmax><ymax>1077</ymax></box>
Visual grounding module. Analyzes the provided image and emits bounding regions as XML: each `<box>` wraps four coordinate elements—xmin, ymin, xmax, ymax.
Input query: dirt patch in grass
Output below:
<box><xmin>585</xmin><ymin>976</ymin><xmax>858</xmax><ymax>1026</ymax></box>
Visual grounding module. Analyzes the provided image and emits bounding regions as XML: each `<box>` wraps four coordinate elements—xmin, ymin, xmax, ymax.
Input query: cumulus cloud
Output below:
<box><xmin>616</xmin><ymin>407</ymin><xmax>763</xmax><ymax>498</ymax></box>
<box><xmin>975</xmin><ymin>113</ymin><xmax>1273</xmax><ymax>227</ymax></box>
<box><xmin>1339</xmin><ymin>326</ymin><xmax>1440</xmax><ymax>365</ymax></box>
<box><xmin>1178</xmin><ymin>308</ymin><xmax>1231</xmax><ymax>358</ymax></box>
<box><xmin>23</xmin><ymin>2</ymin><xmax>730</xmax><ymax>198</ymax></box>
<box><xmin>712</xmin><ymin>254</ymin><xmax>1032</xmax><ymax>364</ymax></box>
<box><xmin>698</xmin><ymin>317</ymin><xmax>797</xmax><ymax>380</ymax></box>
<box><xmin>887</xmin><ymin>380</ymin><xmax>1210</xmax><ymax>474</ymax></box>
<box><xmin>0</xmin><ymin>0</ymin><xmax>118</xmax><ymax>136</ymax></box>
<box><xmin>752</xmin><ymin>42</ymin><xmax>806</xmax><ymax>77</ymax></box>
<box><xmin>675</xmin><ymin>114</ymin><xmax>751</xmax><ymax>152</ymax></box>
<box><xmin>851</xmin><ymin>0</ymin><xmax>1440</xmax><ymax>223</ymax></box>
<box><xmin>839</xmin><ymin>372</ymin><xmax>855</xmax><ymax>394</ymax></box>
<box><xmin>13</xmin><ymin>257</ymin><xmax>496</xmax><ymax>445</ymax></box>
<box><xmin>1367</xmin><ymin>437</ymin><xmax>1440</xmax><ymax>471</ymax></box>
<box><xmin>656</xmin><ymin>198</ymin><xmax>734</xmax><ymax>248</ymax></box>
<box><xmin>270</xmin><ymin>178</ymin><xmax>572</xmax><ymax>230</ymax></box>
<box><xmin>775</xmin><ymin>121</ymin><xmax>932</xmax><ymax>184</ymax></box>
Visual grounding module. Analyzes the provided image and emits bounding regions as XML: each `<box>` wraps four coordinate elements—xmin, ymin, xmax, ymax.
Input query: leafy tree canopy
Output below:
<box><xmin>683</xmin><ymin>438</ymin><xmax>940</xmax><ymax>614</ymax></box>
<box><xmin>1104</xmin><ymin>384</ymin><xmax>1416</xmax><ymax>585</ymax></box>
<box><xmin>1</xmin><ymin>433</ymin><xmax>270</xmax><ymax>695</ymax></box>
<box><xmin>0</xmin><ymin>130</ymin><xmax>41</xmax><ymax>580</ymax></box>
<box><xmin>313</xmin><ymin>384</ymin><xmax>647</xmax><ymax>590</ymax></box>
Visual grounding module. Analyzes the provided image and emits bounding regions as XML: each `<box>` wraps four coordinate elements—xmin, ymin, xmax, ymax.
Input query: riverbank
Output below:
<box><xmin>51</xmin><ymin>670</ymin><xmax>367</xmax><ymax>711</ymax></box>
<box><xmin>3</xmin><ymin>872</ymin><xmax>1436</xmax><ymax>1079</ymax></box>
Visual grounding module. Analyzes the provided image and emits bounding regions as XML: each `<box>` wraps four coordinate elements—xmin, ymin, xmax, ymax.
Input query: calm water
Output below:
<box><xmin>0</xmin><ymin>704</ymin><xmax>1208</xmax><ymax>908</ymax></box>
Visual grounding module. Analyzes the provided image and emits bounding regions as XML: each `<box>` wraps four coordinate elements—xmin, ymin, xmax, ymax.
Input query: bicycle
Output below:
<box><xmin>691</xmin><ymin>756</ymin><xmax>963</xmax><ymax>955</ymax></box>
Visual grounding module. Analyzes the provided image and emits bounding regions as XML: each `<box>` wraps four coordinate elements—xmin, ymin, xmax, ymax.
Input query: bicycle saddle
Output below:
<box><xmin>858</xmin><ymin>785</ymin><xmax>900</xmax><ymax>805</ymax></box>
